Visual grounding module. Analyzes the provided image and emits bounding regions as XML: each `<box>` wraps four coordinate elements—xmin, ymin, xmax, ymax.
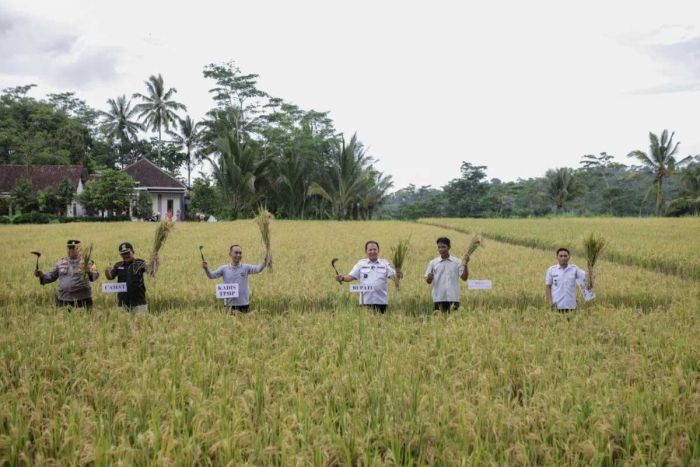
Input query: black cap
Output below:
<box><xmin>118</xmin><ymin>242</ymin><xmax>134</xmax><ymax>254</ymax></box>
<box><xmin>66</xmin><ymin>239</ymin><xmax>81</xmax><ymax>248</ymax></box>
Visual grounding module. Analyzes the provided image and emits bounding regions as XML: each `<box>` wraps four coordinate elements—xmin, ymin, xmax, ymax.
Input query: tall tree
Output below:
<box><xmin>100</xmin><ymin>95</ymin><xmax>143</xmax><ymax>167</ymax></box>
<box><xmin>627</xmin><ymin>130</ymin><xmax>693</xmax><ymax>215</ymax></box>
<box><xmin>545</xmin><ymin>167</ymin><xmax>585</xmax><ymax>213</ymax></box>
<box><xmin>667</xmin><ymin>164</ymin><xmax>700</xmax><ymax>216</ymax></box>
<box><xmin>168</xmin><ymin>116</ymin><xmax>201</xmax><ymax>188</ymax></box>
<box><xmin>133</xmin><ymin>74</ymin><xmax>186</xmax><ymax>155</ymax></box>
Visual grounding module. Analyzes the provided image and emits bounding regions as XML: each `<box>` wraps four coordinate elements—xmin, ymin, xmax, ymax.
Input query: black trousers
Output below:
<box><xmin>228</xmin><ymin>305</ymin><xmax>250</xmax><ymax>313</ymax></box>
<box><xmin>56</xmin><ymin>297</ymin><xmax>93</xmax><ymax>310</ymax></box>
<box><xmin>434</xmin><ymin>301</ymin><xmax>460</xmax><ymax>312</ymax></box>
<box><xmin>364</xmin><ymin>304</ymin><xmax>388</xmax><ymax>314</ymax></box>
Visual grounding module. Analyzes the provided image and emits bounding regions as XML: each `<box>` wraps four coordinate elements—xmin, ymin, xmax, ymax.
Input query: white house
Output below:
<box><xmin>123</xmin><ymin>158</ymin><xmax>187</xmax><ymax>221</ymax></box>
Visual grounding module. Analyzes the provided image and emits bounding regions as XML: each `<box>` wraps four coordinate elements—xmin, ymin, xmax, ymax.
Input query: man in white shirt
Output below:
<box><xmin>335</xmin><ymin>240</ymin><xmax>401</xmax><ymax>313</ymax></box>
<box><xmin>545</xmin><ymin>248</ymin><xmax>587</xmax><ymax>312</ymax></box>
<box><xmin>425</xmin><ymin>237</ymin><xmax>469</xmax><ymax>312</ymax></box>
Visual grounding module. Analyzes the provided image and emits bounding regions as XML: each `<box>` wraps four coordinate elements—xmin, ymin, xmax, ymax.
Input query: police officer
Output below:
<box><xmin>104</xmin><ymin>242</ymin><xmax>153</xmax><ymax>312</ymax></box>
<box><xmin>34</xmin><ymin>239</ymin><xmax>98</xmax><ymax>309</ymax></box>
<box><xmin>335</xmin><ymin>240</ymin><xmax>402</xmax><ymax>313</ymax></box>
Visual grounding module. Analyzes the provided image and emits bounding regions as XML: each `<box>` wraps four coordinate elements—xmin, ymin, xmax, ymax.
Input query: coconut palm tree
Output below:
<box><xmin>101</xmin><ymin>95</ymin><xmax>143</xmax><ymax>146</ymax></box>
<box><xmin>667</xmin><ymin>164</ymin><xmax>700</xmax><ymax>216</ymax></box>
<box><xmin>545</xmin><ymin>167</ymin><xmax>585</xmax><ymax>213</ymax></box>
<box><xmin>627</xmin><ymin>130</ymin><xmax>693</xmax><ymax>215</ymax></box>
<box><xmin>133</xmin><ymin>74</ymin><xmax>186</xmax><ymax>155</ymax></box>
<box><xmin>168</xmin><ymin>116</ymin><xmax>201</xmax><ymax>188</ymax></box>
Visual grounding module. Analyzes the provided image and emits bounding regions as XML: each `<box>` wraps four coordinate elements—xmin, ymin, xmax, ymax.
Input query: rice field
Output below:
<box><xmin>419</xmin><ymin>217</ymin><xmax>700</xmax><ymax>280</ymax></box>
<box><xmin>1</xmin><ymin>220</ymin><xmax>699</xmax><ymax>465</ymax></box>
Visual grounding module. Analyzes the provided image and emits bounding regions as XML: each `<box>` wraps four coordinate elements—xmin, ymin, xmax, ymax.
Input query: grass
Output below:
<box><xmin>0</xmin><ymin>219</ymin><xmax>698</xmax><ymax>465</ymax></box>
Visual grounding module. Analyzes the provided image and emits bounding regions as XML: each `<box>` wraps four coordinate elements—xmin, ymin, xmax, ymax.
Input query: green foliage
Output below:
<box><xmin>79</xmin><ymin>170</ymin><xmax>136</xmax><ymax>216</ymax></box>
<box><xmin>133</xmin><ymin>74</ymin><xmax>186</xmax><ymax>146</ymax></box>
<box><xmin>189</xmin><ymin>176</ymin><xmax>223</xmax><ymax>218</ymax></box>
<box><xmin>132</xmin><ymin>190</ymin><xmax>154</xmax><ymax>220</ymax></box>
<box><xmin>11</xmin><ymin>212</ymin><xmax>56</xmax><ymax>224</ymax></box>
<box><xmin>545</xmin><ymin>167</ymin><xmax>585</xmax><ymax>213</ymax></box>
<box><xmin>10</xmin><ymin>179</ymin><xmax>37</xmax><ymax>213</ymax></box>
<box><xmin>667</xmin><ymin>164</ymin><xmax>700</xmax><ymax>216</ymax></box>
<box><xmin>442</xmin><ymin>162</ymin><xmax>489</xmax><ymax>217</ymax></box>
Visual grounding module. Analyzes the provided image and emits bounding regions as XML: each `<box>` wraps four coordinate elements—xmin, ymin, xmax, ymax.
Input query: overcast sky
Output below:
<box><xmin>1</xmin><ymin>0</ymin><xmax>699</xmax><ymax>189</ymax></box>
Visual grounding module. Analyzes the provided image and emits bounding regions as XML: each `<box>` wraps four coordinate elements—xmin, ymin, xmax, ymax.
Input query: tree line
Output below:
<box><xmin>1</xmin><ymin>61</ymin><xmax>699</xmax><ymax>219</ymax></box>
<box><xmin>382</xmin><ymin>133</ymin><xmax>700</xmax><ymax>218</ymax></box>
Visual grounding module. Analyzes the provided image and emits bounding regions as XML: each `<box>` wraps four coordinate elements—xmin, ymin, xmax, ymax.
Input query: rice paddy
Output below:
<box><xmin>1</xmin><ymin>220</ymin><xmax>698</xmax><ymax>465</ymax></box>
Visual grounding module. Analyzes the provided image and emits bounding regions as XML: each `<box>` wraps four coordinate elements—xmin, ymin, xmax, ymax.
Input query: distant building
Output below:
<box><xmin>0</xmin><ymin>165</ymin><xmax>88</xmax><ymax>216</ymax></box>
<box><xmin>123</xmin><ymin>158</ymin><xmax>187</xmax><ymax>221</ymax></box>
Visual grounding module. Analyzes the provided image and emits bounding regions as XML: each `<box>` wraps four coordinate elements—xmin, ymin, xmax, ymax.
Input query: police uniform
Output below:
<box><xmin>545</xmin><ymin>263</ymin><xmax>586</xmax><ymax>311</ymax></box>
<box><xmin>108</xmin><ymin>242</ymin><xmax>148</xmax><ymax>312</ymax></box>
<box><xmin>39</xmin><ymin>239</ymin><xmax>98</xmax><ymax>309</ymax></box>
<box><xmin>348</xmin><ymin>258</ymin><xmax>396</xmax><ymax>313</ymax></box>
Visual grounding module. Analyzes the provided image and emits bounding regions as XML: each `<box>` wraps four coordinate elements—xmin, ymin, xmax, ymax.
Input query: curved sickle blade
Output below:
<box><xmin>199</xmin><ymin>245</ymin><xmax>206</xmax><ymax>262</ymax></box>
<box><xmin>30</xmin><ymin>251</ymin><xmax>41</xmax><ymax>270</ymax></box>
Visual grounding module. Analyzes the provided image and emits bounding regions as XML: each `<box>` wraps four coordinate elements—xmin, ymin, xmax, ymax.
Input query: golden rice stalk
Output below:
<box><xmin>582</xmin><ymin>232</ymin><xmax>606</xmax><ymax>289</ymax></box>
<box><xmin>255</xmin><ymin>207</ymin><xmax>273</xmax><ymax>273</ymax></box>
<box><xmin>390</xmin><ymin>237</ymin><xmax>410</xmax><ymax>290</ymax></box>
<box><xmin>464</xmin><ymin>234</ymin><xmax>484</xmax><ymax>262</ymax></box>
<box><xmin>149</xmin><ymin>220</ymin><xmax>174</xmax><ymax>277</ymax></box>
<box><xmin>79</xmin><ymin>242</ymin><xmax>94</xmax><ymax>282</ymax></box>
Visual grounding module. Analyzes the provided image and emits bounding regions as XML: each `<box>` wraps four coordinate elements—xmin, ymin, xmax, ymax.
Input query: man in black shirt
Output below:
<box><xmin>104</xmin><ymin>242</ymin><xmax>153</xmax><ymax>312</ymax></box>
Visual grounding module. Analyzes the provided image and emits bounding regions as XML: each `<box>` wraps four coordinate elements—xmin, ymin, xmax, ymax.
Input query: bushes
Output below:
<box><xmin>11</xmin><ymin>212</ymin><xmax>57</xmax><ymax>224</ymax></box>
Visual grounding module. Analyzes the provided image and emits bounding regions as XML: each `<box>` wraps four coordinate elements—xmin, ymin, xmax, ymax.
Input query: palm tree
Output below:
<box><xmin>307</xmin><ymin>133</ymin><xmax>374</xmax><ymax>220</ymax></box>
<box><xmin>133</xmin><ymin>74</ymin><xmax>186</xmax><ymax>155</ymax></box>
<box><xmin>627</xmin><ymin>130</ymin><xmax>693</xmax><ymax>215</ymax></box>
<box><xmin>168</xmin><ymin>116</ymin><xmax>201</xmax><ymax>188</ymax></box>
<box><xmin>206</xmin><ymin>130</ymin><xmax>271</xmax><ymax>218</ymax></box>
<box><xmin>273</xmin><ymin>148</ymin><xmax>312</xmax><ymax>218</ymax></box>
<box><xmin>545</xmin><ymin>167</ymin><xmax>584</xmax><ymax>213</ymax></box>
<box><xmin>667</xmin><ymin>165</ymin><xmax>700</xmax><ymax>216</ymax></box>
<box><xmin>101</xmin><ymin>95</ymin><xmax>143</xmax><ymax>145</ymax></box>
<box><xmin>100</xmin><ymin>95</ymin><xmax>143</xmax><ymax>167</ymax></box>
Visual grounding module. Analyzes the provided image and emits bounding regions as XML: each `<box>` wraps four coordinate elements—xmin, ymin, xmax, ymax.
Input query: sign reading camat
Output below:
<box><xmin>216</xmin><ymin>283</ymin><xmax>239</xmax><ymax>299</ymax></box>
<box><xmin>350</xmin><ymin>284</ymin><xmax>374</xmax><ymax>293</ymax></box>
<box><xmin>102</xmin><ymin>283</ymin><xmax>127</xmax><ymax>293</ymax></box>
<box><xmin>467</xmin><ymin>280</ymin><xmax>492</xmax><ymax>290</ymax></box>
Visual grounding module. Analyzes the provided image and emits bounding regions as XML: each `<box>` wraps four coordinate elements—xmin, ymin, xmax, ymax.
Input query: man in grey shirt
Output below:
<box><xmin>202</xmin><ymin>244</ymin><xmax>270</xmax><ymax>313</ymax></box>
<box><xmin>425</xmin><ymin>237</ymin><xmax>469</xmax><ymax>312</ymax></box>
<box><xmin>35</xmin><ymin>239</ymin><xmax>99</xmax><ymax>309</ymax></box>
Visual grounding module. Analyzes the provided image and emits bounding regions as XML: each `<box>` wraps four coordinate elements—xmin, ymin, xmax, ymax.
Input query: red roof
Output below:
<box><xmin>122</xmin><ymin>158</ymin><xmax>186</xmax><ymax>189</ymax></box>
<box><xmin>0</xmin><ymin>165</ymin><xmax>87</xmax><ymax>193</ymax></box>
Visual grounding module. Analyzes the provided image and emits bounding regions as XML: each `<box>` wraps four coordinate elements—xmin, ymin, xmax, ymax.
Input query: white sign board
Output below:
<box><xmin>582</xmin><ymin>288</ymin><xmax>596</xmax><ymax>302</ymax></box>
<box><xmin>102</xmin><ymin>282</ymin><xmax>127</xmax><ymax>293</ymax></box>
<box><xmin>216</xmin><ymin>283</ymin><xmax>239</xmax><ymax>299</ymax></box>
<box><xmin>467</xmin><ymin>280</ymin><xmax>492</xmax><ymax>290</ymax></box>
<box><xmin>350</xmin><ymin>284</ymin><xmax>374</xmax><ymax>293</ymax></box>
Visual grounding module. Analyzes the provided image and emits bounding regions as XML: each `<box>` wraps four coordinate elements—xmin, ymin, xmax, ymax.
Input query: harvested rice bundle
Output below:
<box><xmin>149</xmin><ymin>220</ymin><xmax>174</xmax><ymax>277</ymax></box>
<box><xmin>390</xmin><ymin>237</ymin><xmax>410</xmax><ymax>290</ymax></box>
<box><xmin>255</xmin><ymin>207</ymin><xmax>273</xmax><ymax>272</ymax></box>
<box><xmin>79</xmin><ymin>242</ymin><xmax>94</xmax><ymax>282</ymax></box>
<box><xmin>582</xmin><ymin>232</ymin><xmax>606</xmax><ymax>290</ymax></box>
<box><xmin>463</xmin><ymin>234</ymin><xmax>484</xmax><ymax>263</ymax></box>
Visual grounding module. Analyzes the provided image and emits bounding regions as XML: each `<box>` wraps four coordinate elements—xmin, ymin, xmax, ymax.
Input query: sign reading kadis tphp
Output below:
<box><xmin>216</xmin><ymin>283</ymin><xmax>239</xmax><ymax>299</ymax></box>
<box><xmin>467</xmin><ymin>280</ymin><xmax>492</xmax><ymax>290</ymax></box>
<box><xmin>350</xmin><ymin>284</ymin><xmax>374</xmax><ymax>293</ymax></box>
<box><xmin>102</xmin><ymin>283</ymin><xmax>127</xmax><ymax>293</ymax></box>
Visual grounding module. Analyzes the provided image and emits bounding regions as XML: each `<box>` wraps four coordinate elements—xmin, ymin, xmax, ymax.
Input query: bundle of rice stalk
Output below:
<box><xmin>149</xmin><ymin>220</ymin><xmax>175</xmax><ymax>277</ymax></box>
<box><xmin>390</xmin><ymin>237</ymin><xmax>410</xmax><ymax>290</ymax></box>
<box><xmin>582</xmin><ymin>232</ymin><xmax>606</xmax><ymax>289</ymax></box>
<box><xmin>254</xmin><ymin>207</ymin><xmax>273</xmax><ymax>273</ymax></box>
<box><xmin>79</xmin><ymin>242</ymin><xmax>94</xmax><ymax>282</ymax></box>
<box><xmin>464</xmin><ymin>234</ymin><xmax>484</xmax><ymax>262</ymax></box>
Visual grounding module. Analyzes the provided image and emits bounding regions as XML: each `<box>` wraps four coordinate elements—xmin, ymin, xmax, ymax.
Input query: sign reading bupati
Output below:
<box><xmin>216</xmin><ymin>283</ymin><xmax>239</xmax><ymax>299</ymax></box>
<box><xmin>350</xmin><ymin>284</ymin><xmax>374</xmax><ymax>293</ymax></box>
<box><xmin>102</xmin><ymin>282</ymin><xmax>127</xmax><ymax>293</ymax></box>
<box><xmin>467</xmin><ymin>280</ymin><xmax>492</xmax><ymax>290</ymax></box>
